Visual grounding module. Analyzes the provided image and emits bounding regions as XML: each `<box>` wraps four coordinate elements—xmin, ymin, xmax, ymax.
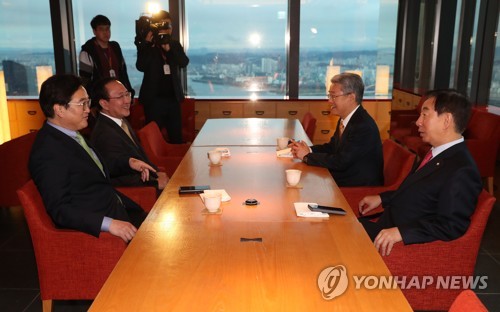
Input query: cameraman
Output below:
<box><xmin>135</xmin><ymin>10</ymin><xmax>189</xmax><ymax>144</ymax></box>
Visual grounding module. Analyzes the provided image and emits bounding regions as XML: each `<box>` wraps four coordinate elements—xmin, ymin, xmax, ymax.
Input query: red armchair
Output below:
<box><xmin>383</xmin><ymin>190</ymin><xmax>495</xmax><ymax>311</ymax></box>
<box><xmin>17</xmin><ymin>180</ymin><xmax>128</xmax><ymax>312</ymax></box>
<box><xmin>464</xmin><ymin>110</ymin><xmax>500</xmax><ymax>194</ymax></box>
<box><xmin>0</xmin><ymin>131</ymin><xmax>37</xmax><ymax>207</ymax></box>
<box><xmin>390</xmin><ymin>95</ymin><xmax>426</xmax><ymax>143</ymax></box>
<box><xmin>449</xmin><ymin>290</ymin><xmax>487</xmax><ymax>312</ymax></box>
<box><xmin>137</xmin><ymin>121</ymin><xmax>190</xmax><ymax>177</ymax></box>
<box><xmin>128</xmin><ymin>102</ymin><xmax>146</xmax><ymax>131</ymax></box>
<box><xmin>340</xmin><ymin>139</ymin><xmax>416</xmax><ymax>216</ymax></box>
<box><xmin>301</xmin><ymin>112</ymin><xmax>317</xmax><ymax>142</ymax></box>
<box><xmin>181</xmin><ymin>97</ymin><xmax>196</xmax><ymax>143</ymax></box>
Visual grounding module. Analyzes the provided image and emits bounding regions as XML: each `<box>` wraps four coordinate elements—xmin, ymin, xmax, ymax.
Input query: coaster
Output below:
<box><xmin>208</xmin><ymin>163</ymin><xmax>223</xmax><ymax>167</ymax></box>
<box><xmin>286</xmin><ymin>183</ymin><xmax>303</xmax><ymax>189</ymax></box>
<box><xmin>201</xmin><ymin>208</ymin><xmax>223</xmax><ymax>215</ymax></box>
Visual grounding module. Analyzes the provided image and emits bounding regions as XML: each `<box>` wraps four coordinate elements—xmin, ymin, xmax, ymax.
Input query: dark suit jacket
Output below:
<box><xmin>306</xmin><ymin>106</ymin><xmax>384</xmax><ymax>186</ymax></box>
<box><xmin>29</xmin><ymin>122</ymin><xmax>144</xmax><ymax>237</ymax></box>
<box><xmin>369</xmin><ymin>142</ymin><xmax>482</xmax><ymax>244</ymax></box>
<box><xmin>136</xmin><ymin>40</ymin><xmax>189</xmax><ymax>104</ymax></box>
<box><xmin>90</xmin><ymin>114</ymin><xmax>159</xmax><ymax>187</ymax></box>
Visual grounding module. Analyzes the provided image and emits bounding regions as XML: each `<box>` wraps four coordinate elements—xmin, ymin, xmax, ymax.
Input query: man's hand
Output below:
<box><xmin>374</xmin><ymin>227</ymin><xmax>402</xmax><ymax>256</ymax></box>
<box><xmin>156</xmin><ymin>172</ymin><xmax>169</xmax><ymax>190</ymax></box>
<box><xmin>145</xmin><ymin>31</ymin><xmax>154</xmax><ymax>43</ymax></box>
<box><xmin>358</xmin><ymin>195</ymin><xmax>382</xmax><ymax>216</ymax></box>
<box><xmin>290</xmin><ymin>140</ymin><xmax>310</xmax><ymax>160</ymax></box>
<box><xmin>161</xmin><ymin>43</ymin><xmax>171</xmax><ymax>52</ymax></box>
<box><xmin>129</xmin><ymin>158</ymin><xmax>157</xmax><ymax>182</ymax></box>
<box><xmin>109</xmin><ymin>219</ymin><xmax>138</xmax><ymax>243</ymax></box>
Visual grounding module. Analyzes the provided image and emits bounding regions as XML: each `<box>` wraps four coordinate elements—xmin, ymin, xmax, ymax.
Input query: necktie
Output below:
<box><xmin>75</xmin><ymin>132</ymin><xmax>104</xmax><ymax>174</ymax></box>
<box><xmin>417</xmin><ymin>149</ymin><xmax>433</xmax><ymax>171</ymax></box>
<box><xmin>121</xmin><ymin>120</ymin><xmax>136</xmax><ymax>145</ymax></box>
<box><xmin>339</xmin><ymin>120</ymin><xmax>345</xmax><ymax>137</ymax></box>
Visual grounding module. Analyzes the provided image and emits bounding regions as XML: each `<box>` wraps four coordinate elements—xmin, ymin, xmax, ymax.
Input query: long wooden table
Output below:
<box><xmin>192</xmin><ymin>118</ymin><xmax>313</xmax><ymax>146</ymax></box>
<box><xmin>90</xmin><ymin>120</ymin><xmax>411</xmax><ymax>311</ymax></box>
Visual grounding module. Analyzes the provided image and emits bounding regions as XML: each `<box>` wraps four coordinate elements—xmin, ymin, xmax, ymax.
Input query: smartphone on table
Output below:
<box><xmin>178</xmin><ymin>185</ymin><xmax>211</xmax><ymax>194</ymax></box>
<box><xmin>308</xmin><ymin>204</ymin><xmax>346</xmax><ymax>215</ymax></box>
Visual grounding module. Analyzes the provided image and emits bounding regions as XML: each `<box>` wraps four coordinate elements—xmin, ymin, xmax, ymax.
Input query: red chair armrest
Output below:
<box><xmin>116</xmin><ymin>186</ymin><xmax>157</xmax><ymax>212</ymax></box>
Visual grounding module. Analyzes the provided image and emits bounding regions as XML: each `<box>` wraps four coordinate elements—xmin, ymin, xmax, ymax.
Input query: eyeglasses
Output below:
<box><xmin>327</xmin><ymin>93</ymin><xmax>351</xmax><ymax>101</ymax></box>
<box><xmin>68</xmin><ymin>99</ymin><xmax>91</xmax><ymax>109</ymax></box>
<box><xmin>107</xmin><ymin>91</ymin><xmax>132</xmax><ymax>100</ymax></box>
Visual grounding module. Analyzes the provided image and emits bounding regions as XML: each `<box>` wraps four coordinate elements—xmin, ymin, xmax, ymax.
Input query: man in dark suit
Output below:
<box><xmin>90</xmin><ymin>78</ymin><xmax>168</xmax><ymax>190</ymax></box>
<box><xmin>359</xmin><ymin>89</ymin><xmax>482</xmax><ymax>256</ymax></box>
<box><xmin>291</xmin><ymin>73</ymin><xmax>383</xmax><ymax>186</ymax></box>
<box><xmin>29</xmin><ymin>74</ymin><xmax>156</xmax><ymax>242</ymax></box>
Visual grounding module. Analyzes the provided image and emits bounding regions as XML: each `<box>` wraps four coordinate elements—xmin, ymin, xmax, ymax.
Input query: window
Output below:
<box><xmin>0</xmin><ymin>0</ymin><xmax>53</xmax><ymax>97</ymax></box>
<box><xmin>185</xmin><ymin>0</ymin><xmax>287</xmax><ymax>99</ymax></box>
<box><xmin>488</xmin><ymin>15</ymin><xmax>500</xmax><ymax>107</ymax></box>
<box><xmin>299</xmin><ymin>0</ymin><xmax>399</xmax><ymax>99</ymax></box>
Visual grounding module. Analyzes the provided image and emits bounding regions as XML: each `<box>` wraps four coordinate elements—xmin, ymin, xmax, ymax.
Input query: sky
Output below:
<box><xmin>0</xmin><ymin>0</ymin><xmax>398</xmax><ymax>52</ymax></box>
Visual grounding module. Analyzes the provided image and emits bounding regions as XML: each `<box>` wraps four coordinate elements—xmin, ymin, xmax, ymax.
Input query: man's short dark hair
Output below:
<box><xmin>39</xmin><ymin>75</ymin><xmax>83</xmax><ymax>118</ymax></box>
<box><xmin>91</xmin><ymin>77</ymin><xmax>119</xmax><ymax>110</ymax></box>
<box><xmin>331</xmin><ymin>73</ymin><xmax>365</xmax><ymax>105</ymax></box>
<box><xmin>90</xmin><ymin>15</ymin><xmax>111</xmax><ymax>29</ymax></box>
<box><xmin>426</xmin><ymin>89</ymin><xmax>472</xmax><ymax>134</ymax></box>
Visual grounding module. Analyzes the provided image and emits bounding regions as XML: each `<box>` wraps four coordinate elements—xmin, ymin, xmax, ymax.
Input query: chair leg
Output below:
<box><xmin>487</xmin><ymin>177</ymin><xmax>494</xmax><ymax>195</ymax></box>
<box><xmin>42</xmin><ymin>299</ymin><xmax>53</xmax><ymax>312</ymax></box>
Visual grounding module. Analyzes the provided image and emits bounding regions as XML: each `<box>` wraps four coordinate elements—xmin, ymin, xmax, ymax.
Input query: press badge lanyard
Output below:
<box><xmin>98</xmin><ymin>42</ymin><xmax>116</xmax><ymax>78</ymax></box>
<box><xmin>161</xmin><ymin>50</ymin><xmax>171</xmax><ymax>75</ymax></box>
<box><xmin>106</xmin><ymin>47</ymin><xmax>116</xmax><ymax>77</ymax></box>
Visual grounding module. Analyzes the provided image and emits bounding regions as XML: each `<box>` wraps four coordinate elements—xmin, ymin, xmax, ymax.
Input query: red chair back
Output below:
<box><xmin>182</xmin><ymin>98</ymin><xmax>196</xmax><ymax>143</ymax></box>
<box><xmin>301</xmin><ymin>112</ymin><xmax>317</xmax><ymax>141</ymax></box>
<box><xmin>128</xmin><ymin>102</ymin><xmax>146</xmax><ymax>131</ymax></box>
<box><xmin>382</xmin><ymin>139</ymin><xmax>416</xmax><ymax>188</ymax></box>
<box><xmin>383</xmin><ymin>190</ymin><xmax>495</xmax><ymax>311</ymax></box>
<box><xmin>137</xmin><ymin>122</ymin><xmax>189</xmax><ymax>176</ymax></box>
<box><xmin>448</xmin><ymin>290</ymin><xmax>487</xmax><ymax>312</ymax></box>
<box><xmin>340</xmin><ymin>139</ymin><xmax>415</xmax><ymax>216</ymax></box>
<box><xmin>17</xmin><ymin>180</ymin><xmax>126</xmax><ymax>305</ymax></box>
<box><xmin>0</xmin><ymin>131</ymin><xmax>37</xmax><ymax>206</ymax></box>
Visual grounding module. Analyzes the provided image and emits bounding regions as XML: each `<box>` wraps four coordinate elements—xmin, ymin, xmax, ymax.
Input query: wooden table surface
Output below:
<box><xmin>90</xmin><ymin>122</ymin><xmax>411</xmax><ymax>311</ymax></box>
<box><xmin>192</xmin><ymin>118</ymin><xmax>313</xmax><ymax>146</ymax></box>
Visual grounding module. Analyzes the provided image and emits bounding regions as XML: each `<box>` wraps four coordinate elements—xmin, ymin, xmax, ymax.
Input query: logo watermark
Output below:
<box><xmin>317</xmin><ymin>265</ymin><xmax>349</xmax><ymax>299</ymax></box>
<box><xmin>317</xmin><ymin>265</ymin><xmax>488</xmax><ymax>300</ymax></box>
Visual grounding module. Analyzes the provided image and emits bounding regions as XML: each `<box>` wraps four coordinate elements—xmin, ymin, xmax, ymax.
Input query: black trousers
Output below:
<box><xmin>144</xmin><ymin>96</ymin><xmax>183</xmax><ymax>144</ymax></box>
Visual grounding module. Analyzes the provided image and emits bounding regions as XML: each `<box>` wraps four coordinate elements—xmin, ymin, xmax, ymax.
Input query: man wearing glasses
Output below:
<box><xmin>290</xmin><ymin>72</ymin><xmax>384</xmax><ymax>187</ymax></box>
<box><xmin>29</xmin><ymin>75</ymin><xmax>153</xmax><ymax>242</ymax></box>
<box><xmin>90</xmin><ymin>77</ymin><xmax>169</xmax><ymax>191</ymax></box>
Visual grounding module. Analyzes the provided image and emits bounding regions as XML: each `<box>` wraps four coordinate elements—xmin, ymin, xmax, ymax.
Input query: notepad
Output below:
<box><xmin>215</xmin><ymin>147</ymin><xmax>231</xmax><ymax>157</ymax></box>
<box><xmin>294</xmin><ymin>202</ymin><xmax>329</xmax><ymax>218</ymax></box>
<box><xmin>201</xmin><ymin>189</ymin><xmax>231</xmax><ymax>202</ymax></box>
<box><xmin>277</xmin><ymin>147</ymin><xmax>293</xmax><ymax>158</ymax></box>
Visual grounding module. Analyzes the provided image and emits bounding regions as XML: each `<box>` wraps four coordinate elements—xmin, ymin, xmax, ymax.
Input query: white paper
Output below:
<box><xmin>277</xmin><ymin>147</ymin><xmax>293</xmax><ymax>158</ymax></box>
<box><xmin>215</xmin><ymin>147</ymin><xmax>231</xmax><ymax>157</ymax></box>
<box><xmin>201</xmin><ymin>189</ymin><xmax>231</xmax><ymax>202</ymax></box>
<box><xmin>294</xmin><ymin>202</ymin><xmax>329</xmax><ymax>218</ymax></box>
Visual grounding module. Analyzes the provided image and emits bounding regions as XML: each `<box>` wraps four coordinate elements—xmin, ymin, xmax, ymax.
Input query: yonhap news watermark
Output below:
<box><xmin>317</xmin><ymin>265</ymin><xmax>488</xmax><ymax>300</ymax></box>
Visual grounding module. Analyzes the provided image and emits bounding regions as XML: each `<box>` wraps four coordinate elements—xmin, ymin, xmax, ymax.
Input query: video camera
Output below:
<box><xmin>135</xmin><ymin>15</ymin><xmax>172</xmax><ymax>45</ymax></box>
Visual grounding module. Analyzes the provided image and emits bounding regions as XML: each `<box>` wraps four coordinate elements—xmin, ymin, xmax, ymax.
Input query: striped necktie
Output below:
<box><xmin>75</xmin><ymin>132</ymin><xmax>104</xmax><ymax>174</ymax></box>
<box><xmin>339</xmin><ymin>120</ymin><xmax>345</xmax><ymax>138</ymax></box>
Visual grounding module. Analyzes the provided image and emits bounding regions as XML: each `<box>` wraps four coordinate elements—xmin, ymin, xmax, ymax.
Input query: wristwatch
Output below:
<box><xmin>302</xmin><ymin>154</ymin><xmax>309</xmax><ymax>164</ymax></box>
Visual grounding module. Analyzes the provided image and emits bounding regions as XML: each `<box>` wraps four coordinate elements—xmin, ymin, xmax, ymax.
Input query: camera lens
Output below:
<box><xmin>157</xmin><ymin>34</ymin><xmax>171</xmax><ymax>44</ymax></box>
